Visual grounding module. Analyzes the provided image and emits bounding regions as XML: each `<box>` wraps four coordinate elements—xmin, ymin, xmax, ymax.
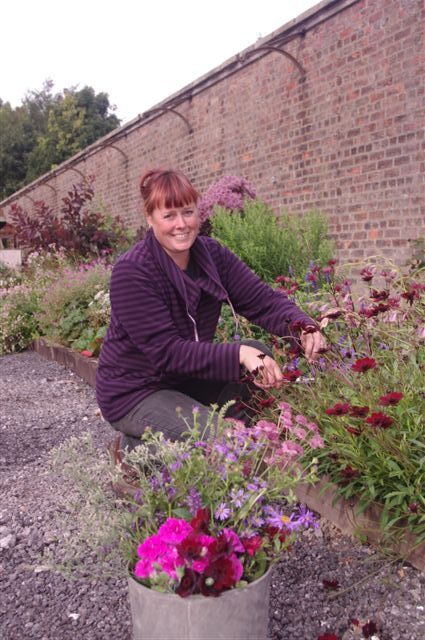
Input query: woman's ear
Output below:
<box><xmin>146</xmin><ymin>213</ymin><xmax>152</xmax><ymax>228</ymax></box>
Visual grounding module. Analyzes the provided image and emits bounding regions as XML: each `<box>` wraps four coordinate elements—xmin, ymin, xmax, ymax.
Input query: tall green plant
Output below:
<box><xmin>210</xmin><ymin>200</ymin><xmax>333</xmax><ymax>281</ymax></box>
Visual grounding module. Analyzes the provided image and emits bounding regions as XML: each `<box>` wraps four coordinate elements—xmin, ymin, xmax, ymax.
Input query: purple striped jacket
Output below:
<box><xmin>96</xmin><ymin>230</ymin><xmax>314</xmax><ymax>422</ymax></box>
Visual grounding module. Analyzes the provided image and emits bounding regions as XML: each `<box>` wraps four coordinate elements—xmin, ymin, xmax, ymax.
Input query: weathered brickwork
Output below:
<box><xmin>2</xmin><ymin>0</ymin><xmax>424</xmax><ymax>264</ymax></box>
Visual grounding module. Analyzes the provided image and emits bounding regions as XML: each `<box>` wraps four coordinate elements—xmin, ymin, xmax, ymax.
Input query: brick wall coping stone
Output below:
<box><xmin>31</xmin><ymin>336</ymin><xmax>424</xmax><ymax>572</ymax></box>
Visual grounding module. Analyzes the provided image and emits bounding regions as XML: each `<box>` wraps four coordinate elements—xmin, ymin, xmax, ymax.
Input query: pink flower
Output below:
<box><xmin>254</xmin><ymin>420</ymin><xmax>279</xmax><ymax>441</ymax></box>
<box><xmin>309</xmin><ymin>434</ymin><xmax>325</xmax><ymax>449</ymax></box>
<box><xmin>294</xmin><ymin>427</ymin><xmax>307</xmax><ymax>440</ymax></box>
<box><xmin>134</xmin><ymin>557</ymin><xmax>154</xmax><ymax>579</ymax></box>
<box><xmin>278</xmin><ymin>441</ymin><xmax>305</xmax><ymax>457</ymax></box>
<box><xmin>157</xmin><ymin>519</ymin><xmax>193</xmax><ymax>544</ymax></box>
<box><xmin>278</xmin><ymin>401</ymin><xmax>291</xmax><ymax>412</ymax></box>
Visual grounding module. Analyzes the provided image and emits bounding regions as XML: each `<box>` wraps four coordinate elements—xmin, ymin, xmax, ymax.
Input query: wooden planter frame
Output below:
<box><xmin>31</xmin><ymin>338</ymin><xmax>425</xmax><ymax>572</ymax></box>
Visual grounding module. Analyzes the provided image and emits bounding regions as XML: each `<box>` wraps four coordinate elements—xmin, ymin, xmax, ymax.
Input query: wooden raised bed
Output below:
<box><xmin>31</xmin><ymin>338</ymin><xmax>425</xmax><ymax>571</ymax></box>
<box><xmin>296</xmin><ymin>478</ymin><xmax>425</xmax><ymax>571</ymax></box>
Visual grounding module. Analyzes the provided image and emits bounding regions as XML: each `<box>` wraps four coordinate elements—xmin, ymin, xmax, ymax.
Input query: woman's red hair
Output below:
<box><xmin>140</xmin><ymin>168</ymin><xmax>199</xmax><ymax>215</ymax></box>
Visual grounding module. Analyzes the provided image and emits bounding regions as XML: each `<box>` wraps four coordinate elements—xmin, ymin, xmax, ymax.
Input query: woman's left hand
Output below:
<box><xmin>300</xmin><ymin>329</ymin><xmax>327</xmax><ymax>363</ymax></box>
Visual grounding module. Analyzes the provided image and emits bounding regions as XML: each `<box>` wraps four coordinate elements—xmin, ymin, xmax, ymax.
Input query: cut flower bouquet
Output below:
<box><xmin>114</xmin><ymin>403</ymin><xmax>322</xmax><ymax>597</ymax></box>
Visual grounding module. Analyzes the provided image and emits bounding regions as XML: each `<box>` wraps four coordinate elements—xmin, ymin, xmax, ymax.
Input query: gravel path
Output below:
<box><xmin>1</xmin><ymin>351</ymin><xmax>424</xmax><ymax>640</ymax></box>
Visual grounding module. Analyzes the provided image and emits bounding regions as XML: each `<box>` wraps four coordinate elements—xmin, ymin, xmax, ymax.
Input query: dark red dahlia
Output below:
<box><xmin>282</xmin><ymin>370</ymin><xmax>302</xmax><ymax>382</ymax></box>
<box><xmin>326</xmin><ymin>402</ymin><xmax>350</xmax><ymax>416</ymax></box>
<box><xmin>259</xmin><ymin>395</ymin><xmax>276</xmax><ymax>408</ymax></box>
<box><xmin>362</xmin><ymin>620</ymin><xmax>378</xmax><ymax>638</ymax></box>
<box><xmin>176</xmin><ymin>568</ymin><xmax>200</xmax><ymax>597</ymax></box>
<box><xmin>340</xmin><ymin>465</ymin><xmax>360</xmax><ymax>479</ymax></box>
<box><xmin>370</xmin><ymin>288</ymin><xmax>389</xmax><ymax>301</ymax></box>
<box><xmin>351</xmin><ymin>357</ymin><xmax>377</xmax><ymax>373</ymax></box>
<box><xmin>350</xmin><ymin>405</ymin><xmax>369</xmax><ymax>418</ymax></box>
<box><xmin>401</xmin><ymin>286</ymin><xmax>420</xmax><ymax>304</ymax></box>
<box><xmin>202</xmin><ymin>557</ymin><xmax>237</xmax><ymax>592</ymax></box>
<box><xmin>241</xmin><ymin>535</ymin><xmax>262</xmax><ymax>556</ymax></box>
<box><xmin>177</xmin><ymin>532</ymin><xmax>210</xmax><ymax>562</ymax></box>
<box><xmin>379</xmin><ymin>392</ymin><xmax>403</xmax><ymax>406</ymax></box>
<box><xmin>360</xmin><ymin>306</ymin><xmax>380</xmax><ymax>318</ymax></box>
<box><xmin>190</xmin><ymin>507</ymin><xmax>211</xmax><ymax>534</ymax></box>
<box><xmin>366</xmin><ymin>412</ymin><xmax>394</xmax><ymax>428</ymax></box>
<box><xmin>322</xmin><ymin>578</ymin><xmax>339</xmax><ymax>590</ymax></box>
<box><xmin>346</xmin><ymin>426</ymin><xmax>362</xmax><ymax>436</ymax></box>
<box><xmin>360</xmin><ymin>266</ymin><xmax>375</xmax><ymax>282</ymax></box>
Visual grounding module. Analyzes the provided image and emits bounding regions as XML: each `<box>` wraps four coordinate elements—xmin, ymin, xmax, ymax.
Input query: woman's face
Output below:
<box><xmin>147</xmin><ymin>202</ymin><xmax>199</xmax><ymax>266</ymax></box>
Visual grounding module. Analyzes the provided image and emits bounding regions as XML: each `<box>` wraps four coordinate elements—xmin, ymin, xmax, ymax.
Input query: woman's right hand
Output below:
<box><xmin>239</xmin><ymin>345</ymin><xmax>283</xmax><ymax>389</ymax></box>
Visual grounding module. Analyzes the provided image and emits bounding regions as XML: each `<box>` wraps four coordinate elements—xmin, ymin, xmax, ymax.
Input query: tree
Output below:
<box><xmin>26</xmin><ymin>86</ymin><xmax>120</xmax><ymax>181</ymax></box>
<box><xmin>0</xmin><ymin>101</ymin><xmax>34</xmax><ymax>199</ymax></box>
<box><xmin>0</xmin><ymin>82</ymin><xmax>121</xmax><ymax>199</ymax></box>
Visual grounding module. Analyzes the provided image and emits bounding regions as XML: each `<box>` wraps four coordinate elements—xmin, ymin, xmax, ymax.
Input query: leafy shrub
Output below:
<box><xmin>211</xmin><ymin>200</ymin><xmax>334</xmax><ymax>281</ymax></box>
<box><xmin>9</xmin><ymin>177</ymin><xmax>133</xmax><ymax>259</ymax></box>
<box><xmin>37</xmin><ymin>261</ymin><xmax>111</xmax><ymax>355</ymax></box>
<box><xmin>0</xmin><ymin>284</ymin><xmax>41</xmax><ymax>354</ymax></box>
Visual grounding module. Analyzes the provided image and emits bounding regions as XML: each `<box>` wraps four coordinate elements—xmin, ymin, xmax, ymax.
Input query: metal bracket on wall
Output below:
<box><xmin>238</xmin><ymin>45</ymin><xmax>306</xmax><ymax>76</ymax></box>
<box><xmin>41</xmin><ymin>182</ymin><xmax>57</xmax><ymax>194</ymax></box>
<box><xmin>24</xmin><ymin>194</ymin><xmax>36</xmax><ymax>204</ymax></box>
<box><xmin>69</xmin><ymin>167</ymin><xmax>86</xmax><ymax>180</ymax></box>
<box><xmin>109</xmin><ymin>144</ymin><xmax>129</xmax><ymax>162</ymax></box>
<box><xmin>143</xmin><ymin>107</ymin><xmax>193</xmax><ymax>134</ymax></box>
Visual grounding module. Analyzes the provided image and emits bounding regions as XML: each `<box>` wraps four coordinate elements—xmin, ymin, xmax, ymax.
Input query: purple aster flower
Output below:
<box><xmin>214</xmin><ymin>503</ymin><xmax>232</xmax><ymax>521</ymax></box>
<box><xmin>214</xmin><ymin>443</ymin><xmax>229</xmax><ymax>456</ymax></box>
<box><xmin>292</xmin><ymin>504</ymin><xmax>319</xmax><ymax>530</ymax></box>
<box><xmin>264</xmin><ymin>506</ymin><xmax>296</xmax><ymax>531</ymax></box>
<box><xmin>185</xmin><ymin>487</ymin><xmax>202</xmax><ymax>515</ymax></box>
<box><xmin>230</xmin><ymin>488</ymin><xmax>246</xmax><ymax>508</ymax></box>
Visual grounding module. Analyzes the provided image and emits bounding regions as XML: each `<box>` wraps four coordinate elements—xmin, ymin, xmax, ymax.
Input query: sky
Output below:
<box><xmin>2</xmin><ymin>0</ymin><xmax>320</xmax><ymax>125</ymax></box>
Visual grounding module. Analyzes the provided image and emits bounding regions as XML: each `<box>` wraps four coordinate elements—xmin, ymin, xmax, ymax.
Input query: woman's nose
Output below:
<box><xmin>175</xmin><ymin>213</ymin><xmax>186</xmax><ymax>227</ymax></box>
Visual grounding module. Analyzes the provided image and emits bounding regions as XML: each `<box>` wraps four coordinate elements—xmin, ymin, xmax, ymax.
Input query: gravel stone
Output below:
<box><xmin>1</xmin><ymin>351</ymin><xmax>424</xmax><ymax>640</ymax></box>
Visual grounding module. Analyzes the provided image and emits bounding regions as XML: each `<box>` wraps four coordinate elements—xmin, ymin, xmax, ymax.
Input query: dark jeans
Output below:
<box><xmin>110</xmin><ymin>340</ymin><xmax>272</xmax><ymax>450</ymax></box>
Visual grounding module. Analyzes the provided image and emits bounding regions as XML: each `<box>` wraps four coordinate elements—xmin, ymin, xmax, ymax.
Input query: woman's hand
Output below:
<box><xmin>239</xmin><ymin>345</ymin><xmax>283</xmax><ymax>389</ymax></box>
<box><xmin>299</xmin><ymin>328</ymin><xmax>327</xmax><ymax>363</ymax></box>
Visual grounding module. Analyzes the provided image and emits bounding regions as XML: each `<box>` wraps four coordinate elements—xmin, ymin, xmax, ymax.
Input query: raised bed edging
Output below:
<box><xmin>296</xmin><ymin>478</ymin><xmax>425</xmax><ymax>572</ymax></box>
<box><xmin>31</xmin><ymin>339</ymin><xmax>424</xmax><ymax>571</ymax></box>
<box><xmin>32</xmin><ymin>338</ymin><xmax>97</xmax><ymax>388</ymax></box>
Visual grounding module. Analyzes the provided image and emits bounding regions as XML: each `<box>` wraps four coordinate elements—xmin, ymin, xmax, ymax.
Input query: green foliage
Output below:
<box><xmin>0</xmin><ymin>285</ymin><xmax>41</xmax><ymax>355</ymax></box>
<box><xmin>210</xmin><ymin>200</ymin><xmax>334</xmax><ymax>281</ymax></box>
<box><xmin>37</xmin><ymin>263</ymin><xmax>111</xmax><ymax>354</ymax></box>
<box><xmin>262</xmin><ymin>263</ymin><xmax>425</xmax><ymax>545</ymax></box>
<box><xmin>0</xmin><ymin>81</ymin><xmax>120</xmax><ymax>198</ymax></box>
<box><xmin>26</xmin><ymin>86</ymin><xmax>120</xmax><ymax>181</ymax></box>
<box><xmin>0</xmin><ymin>250</ymin><xmax>111</xmax><ymax>356</ymax></box>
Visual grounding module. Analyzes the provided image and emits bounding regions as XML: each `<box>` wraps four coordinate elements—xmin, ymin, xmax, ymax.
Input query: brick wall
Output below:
<box><xmin>1</xmin><ymin>0</ymin><xmax>424</xmax><ymax>265</ymax></box>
